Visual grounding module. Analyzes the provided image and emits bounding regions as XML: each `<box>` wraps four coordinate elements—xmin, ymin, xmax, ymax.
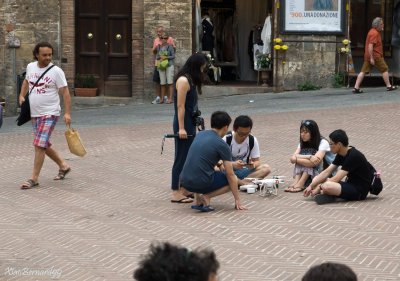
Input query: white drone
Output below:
<box><xmin>242</xmin><ymin>176</ymin><xmax>286</xmax><ymax>197</ymax></box>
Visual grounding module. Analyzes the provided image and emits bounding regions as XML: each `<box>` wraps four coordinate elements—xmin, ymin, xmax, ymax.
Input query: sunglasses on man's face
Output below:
<box><xmin>162</xmin><ymin>37</ymin><xmax>169</xmax><ymax>39</ymax></box>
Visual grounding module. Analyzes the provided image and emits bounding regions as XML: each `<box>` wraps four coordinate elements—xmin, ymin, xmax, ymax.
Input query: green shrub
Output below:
<box><xmin>75</xmin><ymin>74</ymin><xmax>96</xmax><ymax>88</ymax></box>
<box><xmin>332</xmin><ymin>72</ymin><xmax>345</xmax><ymax>88</ymax></box>
<box><xmin>298</xmin><ymin>81</ymin><xmax>321</xmax><ymax>91</ymax></box>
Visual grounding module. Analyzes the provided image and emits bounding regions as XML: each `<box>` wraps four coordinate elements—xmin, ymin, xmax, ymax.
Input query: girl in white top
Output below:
<box><xmin>285</xmin><ymin>120</ymin><xmax>331</xmax><ymax>193</ymax></box>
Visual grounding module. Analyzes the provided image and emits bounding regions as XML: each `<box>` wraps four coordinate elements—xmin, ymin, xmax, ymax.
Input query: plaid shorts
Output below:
<box><xmin>32</xmin><ymin>115</ymin><xmax>59</xmax><ymax>148</ymax></box>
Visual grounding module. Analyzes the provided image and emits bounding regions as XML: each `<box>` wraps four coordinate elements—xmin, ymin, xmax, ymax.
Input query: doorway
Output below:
<box><xmin>197</xmin><ymin>0</ymin><xmax>272</xmax><ymax>82</ymax></box>
<box><xmin>350</xmin><ymin>0</ymin><xmax>394</xmax><ymax>58</ymax></box>
<box><xmin>75</xmin><ymin>0</ymin><xmax>132</xmax><ymax>96</ymax></box>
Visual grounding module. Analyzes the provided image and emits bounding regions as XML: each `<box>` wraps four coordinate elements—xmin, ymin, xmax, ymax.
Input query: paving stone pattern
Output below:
<box><xmin>0</xmin><ymin>89</ymin><xmax>399</xmax><ymax>280</ymax></box>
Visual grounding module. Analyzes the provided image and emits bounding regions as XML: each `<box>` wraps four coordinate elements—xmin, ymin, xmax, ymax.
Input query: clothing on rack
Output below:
<box><xmin>261</xmin><ymin>16</ymin><xmax>272</xmax><ymax>55</ymax></box>
<box><xmin>248</xmin><ymin>26</ymin><xmax>263</xmax><ymax>69</ymax></box>
<box><xmin>202</xmin><ymin>17</ymin><xmax>214</xmax><ymax>52</ymax></box>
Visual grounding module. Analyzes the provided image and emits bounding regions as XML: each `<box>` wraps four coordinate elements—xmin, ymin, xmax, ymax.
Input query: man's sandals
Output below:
<box><xmin>54</xmin><ymin>167</ymin><xmax>71</xmax><ymax>180</ymax></box>
<box><xmin>20</xmin><ymin>167</ymin><xmax>71</xmax><ymax>189</ymax></box>
<box><xmin>353</xmin><ymin>85</ymin><xmax>397</xmax><ymax>94</ymax></box>
<box><xmin>191</xmin><ymin>204</ymin><xmax>215</xmax><ymax>212</ymax></box>
<box><xmin>190</xmin><ymin>194</ymin><xmax>214</xmax><ymax>212</ymax></box>
<box><xmin>352</xmin><ymin>88</ymin><xmax>363</xmax><ymax>94</ymax></box>
<box><xmin>20</xmin><ymin>179</ymin><xmax>39</xmax><ymax>190</ymax></box>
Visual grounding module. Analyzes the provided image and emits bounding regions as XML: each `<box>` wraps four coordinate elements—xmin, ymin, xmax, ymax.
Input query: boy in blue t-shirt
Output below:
<box><xmin>180</xmin><ymin>111</ymin><xmax>247</xmax><ymax>212</ymax></box>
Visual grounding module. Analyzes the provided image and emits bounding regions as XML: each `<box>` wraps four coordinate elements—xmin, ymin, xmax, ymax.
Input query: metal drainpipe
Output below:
<box><xmin>272</xmin><ymin>0</ymin><xmax>279</xmax><ymax>90</ymax></box>
<box><xmin>13</xmin><ymin>45</ymin><xmax>16</xmax><ymax>84</ymax></box>
<box><xmin>58</xmin><ymin>21</ymin><xmax>61</xmax><ymax>65</ymax></box>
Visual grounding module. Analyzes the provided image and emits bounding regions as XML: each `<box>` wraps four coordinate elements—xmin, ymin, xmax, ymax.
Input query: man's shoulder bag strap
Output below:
<box><xmin>27</xmin><ymin>64</ymin><xmax>56</xmax><ymax>97</ymax></box>
<box><xmin>225</xmin><ymin>131</ymin><xmax>254</xmax><ymax>163</ymax></box>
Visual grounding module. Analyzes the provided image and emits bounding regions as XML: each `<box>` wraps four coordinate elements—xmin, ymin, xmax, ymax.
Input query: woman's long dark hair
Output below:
<box><xmin>300</xmin><ymin>120</ymin><xmax>322</xmax><ymax>150</ymax></box>
<box><xmin>174</xmin><ymin>53</ymin><xmax>207</xmax><ymax>95</ymax></box>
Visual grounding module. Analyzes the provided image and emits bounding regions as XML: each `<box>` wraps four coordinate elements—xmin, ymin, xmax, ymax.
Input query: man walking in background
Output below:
<box><xmin>353</xmin><ymin>17</ymin><xmax>397</xmax><ymax>94</ymax></box>
<box><xmin>18</xmin><ymin>42</ymin><xmax>72</xmax><ymax>189</ymax></box>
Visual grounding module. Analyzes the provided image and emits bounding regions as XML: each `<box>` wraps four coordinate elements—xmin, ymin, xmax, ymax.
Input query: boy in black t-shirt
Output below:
<box><xmin>304</xmin><ymin>129</ymin><xmax>373</xmax><ymax>204</ymax></box>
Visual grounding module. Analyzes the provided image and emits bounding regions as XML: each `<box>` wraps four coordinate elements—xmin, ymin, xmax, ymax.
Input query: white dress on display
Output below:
<box><xmin>261</xmin><ymin>16</ymin><xmax>272</xmax><ymax>55</ymax></box>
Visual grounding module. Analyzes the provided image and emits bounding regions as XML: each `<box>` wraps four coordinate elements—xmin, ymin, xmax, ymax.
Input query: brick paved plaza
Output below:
<box><xmin>0</xmin><ymin>88</ymin><xmax>399</xmax><ymax>280</ymax></box>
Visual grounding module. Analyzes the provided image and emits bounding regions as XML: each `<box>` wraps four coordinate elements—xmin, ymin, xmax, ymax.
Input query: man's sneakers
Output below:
<box><xmin>151</xmin><ymin>96</ymin><xmax>160</xmax><ymax>104</ymax></box>
<box><xmin>314</xmin><ymin>194</ymin><xmax>336</xmax><ymax>205</ymax></box>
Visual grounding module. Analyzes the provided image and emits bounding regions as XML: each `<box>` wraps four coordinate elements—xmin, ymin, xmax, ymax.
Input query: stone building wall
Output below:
<box><xmin>1</xmin><ymin>0</ymin><xmax>61</xmax><ymax>116</ymax></box>
<box><xmin>0</xmin><ymin>4</ymin><xmax>6</xmax><ymax>109</ymax></box>
<box><xmin>274</xmin><ymin>35</ymin><xmax>338</xmax><ymax>90</ymax></box>
<box><xmin>142</xmin><ymin>0</ymin><xmax>193</xmax><ymax>99</ymax></box>
<box><xmin>60</xmin><ymin>0</ymin><xmax>74</xmax><ymax>95</ymax></box>
<box><xmin>0</xmin><ymin>0</ymin><xmax>194</xmax><ymax>114</ymax></box>
<box><xmin>0</xmin><ymin>0</ymin><xmax>340</xmax><ymax>115</ymax></box>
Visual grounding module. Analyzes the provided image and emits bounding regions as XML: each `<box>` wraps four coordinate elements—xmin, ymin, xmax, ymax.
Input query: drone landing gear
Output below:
<box><xmin>258</xmin><ymin>181</ymin><xmax>279</xmax><ymax>197</ymax></box>
<box><xmin>248</xmin><ymin>176</ymin><xmax>286</xmax><ymax>197</ymax></box>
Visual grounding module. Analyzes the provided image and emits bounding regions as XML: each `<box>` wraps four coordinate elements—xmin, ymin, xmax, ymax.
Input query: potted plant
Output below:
<box><xmin>75</xmin><ymin>74</ymin><xmax>98</xmax><ymax>97</ymax></box>
<box><xmin>256</xmin><ymin>53</ymin><xmax>272</xmax><ymax>70</ymax></box>
<box><xmin>256</xmin><ymin>53</ymin><xmax>272</xmax><ymax>86</ymax></box>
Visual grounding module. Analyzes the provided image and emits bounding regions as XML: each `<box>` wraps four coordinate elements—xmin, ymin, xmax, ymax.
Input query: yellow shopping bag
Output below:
<box><xmin>65</xmin><ymin>126</ymin><xmax>87</xmax><ymax>157</ymax></box>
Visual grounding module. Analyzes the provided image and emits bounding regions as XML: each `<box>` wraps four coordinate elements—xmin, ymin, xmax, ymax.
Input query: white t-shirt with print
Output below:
<box><xmin>223</xmin><ymin>132</ymin><xmax>261</xmax><ymax>162</ymax></box>
<box><xmin>297</xmin><ymin>139</ymin><xmax>330</xmax><ymax>152</ymax></box>
<box><xmin>26</xmin><ymin>62</ymin><xmax>68</xmax><ymax>117</ymax></box>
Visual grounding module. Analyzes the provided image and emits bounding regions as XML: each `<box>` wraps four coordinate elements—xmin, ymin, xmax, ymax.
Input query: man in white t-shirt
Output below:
<box><xmin>221</xmin><ymin>115</ymin><xmax>271</xmax><ymax>186</ymax></box>
<box><xmin>18</xmin><ymin>42</ymin><xmax>72</xmax><ymax>189</ymax></box>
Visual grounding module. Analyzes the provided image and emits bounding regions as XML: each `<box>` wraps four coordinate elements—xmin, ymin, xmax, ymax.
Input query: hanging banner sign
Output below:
<box><xmin>281</xmin><ymin>0</ymin><xmax>345</xmax><ymax>34</ymax></box>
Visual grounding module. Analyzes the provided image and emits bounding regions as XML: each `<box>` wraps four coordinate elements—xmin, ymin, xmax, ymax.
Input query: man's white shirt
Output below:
<box><xmin>26</xmin><ymin>62</ymin><xmax>68</xmax><ymax>117</ymax></box>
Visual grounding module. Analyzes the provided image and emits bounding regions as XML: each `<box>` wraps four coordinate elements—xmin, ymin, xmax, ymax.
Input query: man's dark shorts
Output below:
<box><xmin>152</xmin><ymin>66</ymin><xmax>160</xmax><ymax>83</ymax></box>
<box><xmin>234</xmin><ymin>167</ymin><xmax>256</xmax><ymax>179</ymax></box>
<box><xmin>339</xmin><ymin>181</ymin><xmax>367</xmax><ymax>201</ymax></box>
<box><xmin>203</xmin><ymin>171</ymin><xmax>229</xmax><ymax>193</ymax></box>
<box><xmin>185</xmin><ymin>171</ymin><xmax>229</xmax><ymax>194</ymax></box>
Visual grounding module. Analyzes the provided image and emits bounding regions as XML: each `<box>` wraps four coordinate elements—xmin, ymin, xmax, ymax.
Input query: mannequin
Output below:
<box><xmin>202</xmin><ymin>12</ymin><xmax>214</xmax><ymax>54</ymax></box>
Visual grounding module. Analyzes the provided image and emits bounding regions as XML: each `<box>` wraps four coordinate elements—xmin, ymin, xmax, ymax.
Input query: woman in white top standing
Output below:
<box><xmin>285</xmin><ymin>120</ymin><xmax>331</xmax><ymax>193</ymax></box>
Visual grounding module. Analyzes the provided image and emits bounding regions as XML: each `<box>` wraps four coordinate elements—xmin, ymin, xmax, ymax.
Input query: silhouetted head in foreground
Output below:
<box><xmin>133</xmin><ymin>242</ymin><xmax>219</xmax><ymax>281</ymax></box>
<box><xmin>302</xmin><ymin>262</ymin><xmax>357</xmax><ymax>281</ymax></box>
